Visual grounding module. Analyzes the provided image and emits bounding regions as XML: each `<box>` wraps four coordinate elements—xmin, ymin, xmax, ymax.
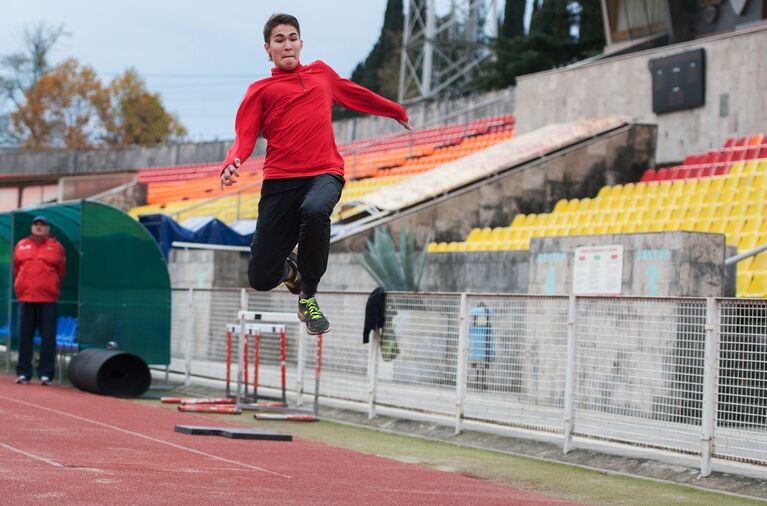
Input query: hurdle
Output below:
<box><xmin>233</xmin><ymin>310</ymin><xmax>323</xmax><ymax>422</ymax></box>
<box><xmin>226</xmin><ymin>319</ymin><xmax>290</xmax><ymax>406</ymax></box>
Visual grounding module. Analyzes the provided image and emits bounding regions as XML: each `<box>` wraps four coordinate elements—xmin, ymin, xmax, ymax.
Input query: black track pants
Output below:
<box><xmin>248</xmin><ymin>173</ymin><xmax>344</xmax><ymax>297</ymax></box>
<box><xmin>16</xmin><ymin>302</ymin><xmax>57</xmax><ymax>379</ymax></box>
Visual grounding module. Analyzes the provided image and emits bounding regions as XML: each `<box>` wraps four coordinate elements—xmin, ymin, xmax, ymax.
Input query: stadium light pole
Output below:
<box><xmin>399</xmin><ymin>0</ymin><xmax>496</xmax><ymax>104</ymax></box>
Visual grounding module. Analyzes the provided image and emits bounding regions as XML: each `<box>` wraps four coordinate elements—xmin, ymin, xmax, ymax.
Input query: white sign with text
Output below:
<box><xmin>572</xmin><ymin>245</ymin><xmax>623</xmax><ymax>295</ymax></box>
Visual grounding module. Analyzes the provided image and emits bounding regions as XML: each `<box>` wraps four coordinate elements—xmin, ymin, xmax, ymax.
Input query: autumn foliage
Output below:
<box><xmin>9</xmin><ymin>59</ymin><xmax>186</xmax><ymax>150</ymax></box>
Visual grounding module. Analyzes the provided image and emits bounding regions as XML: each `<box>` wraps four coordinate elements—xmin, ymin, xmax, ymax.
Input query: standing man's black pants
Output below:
<box><xmin>16</xmin><ymin>302</ymin><xmax>57</xmax><ymax>379</ymax></box>
<box><xmin>248</xmin><ymin>173</ymin><xmax>344</xmax><ymax>297</ymax></box>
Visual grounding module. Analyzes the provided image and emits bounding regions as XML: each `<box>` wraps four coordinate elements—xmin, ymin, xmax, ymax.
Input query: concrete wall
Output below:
<box><xmin>515</xmin><ymin>25</ymin><xmax>767</xmax><ymax>163</ymax></box>
<box><xmin>168</xmin><ymin>249</ymin><xmax>250</xmax><ymax>289</ymax></box>
<box><xmin>332</xmin><ymin>123</ymin><xmax>656</xmax><ymax>253</ymax></box>
<box><xmin>527</xmin><ymin>232</ymin><xmax>731</xmax><ymax>297</ymax></box>
<box><xmin>320</xmin><ymin>250</ymin><xmax>529</xmax><ymax>293</ymax></box>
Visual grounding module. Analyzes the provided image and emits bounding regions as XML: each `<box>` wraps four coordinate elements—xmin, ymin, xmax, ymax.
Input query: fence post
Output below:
<box><xmin>700</xmin><ymin>297</ymin><xmax>720</xmax><ymax>477</ymax></box>
<box><xmin>563</xmin><ymin>294</ymin><xmax>577</xmax><ymax>454</ymax></box>
<box><xmin>183</xmin><ymin>288</ymin><xmax>195</xmax><ymax>386</ymax></box>
<box><xmin>455</xmin><ymin>293</ymin><xmax>469</xmax><ymax>435</ymax></box>
<box><xmin>296</xmin><ymin>324</ymin><xmax>307</xmax><ymax>407</ymax></box>
<box><xmin>236</xmin><ymin>288</ymin><xmax>248</xmax><ymax>404</ymax></box>
<box><xmin>368</xmin><ymin>328</ymin><xmax>381</xmax><ymax>419</ymax></box>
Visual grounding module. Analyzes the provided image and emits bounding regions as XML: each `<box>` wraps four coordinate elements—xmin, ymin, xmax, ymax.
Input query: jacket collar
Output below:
<box><xmin>271</xmin><ymin>63</ymin><xmax>304</xmax><ymax>76</ymax></box>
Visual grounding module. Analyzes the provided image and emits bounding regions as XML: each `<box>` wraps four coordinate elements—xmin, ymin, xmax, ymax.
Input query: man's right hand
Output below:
<box><xmin>220</xmin><ymin>158</ymin><xmax>241</xmax><ymax>190</ymax></box>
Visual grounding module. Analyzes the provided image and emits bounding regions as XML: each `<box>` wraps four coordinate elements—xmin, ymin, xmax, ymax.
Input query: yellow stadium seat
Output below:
<box><xmin>731</xmin><ymin>202</ymin><xmax>749</xmax><ymax>217</ymax></box>
<box><xmin>596</xmin><ymin>186</ymin><xmax>612</xmax><ymax>199</ymax></box>
<box><xmin>478</xmin><ymin>227</ymin><xmax>492</xmax><ymax>241</ymax></box>
<box><xmin>738</xmin><ymin>272</ymin><xmax>753</xmax><ymax>295</ymax></box>
<box><xmin>669</xmin><ymin>207</ymin><xmax>686</xmax><ymax>221</ymax></box>
<box><xmin>743</xmin><ymin>218</ymin><xmax>763</xmax><ymax>234</ymax></box>
<box><xmin>664</xmin><ymin>219</ymin><xmax>681</xmax><ymax>231</ymax></box>
<box><xmin>743</xmin><ymin>273</ymin><xmax>767</xmax><ymax>298</ymax></box>
<box><xmin>743</xmin><ymin>161</ymin><xmax>759</xmax><ymax>175</ymax></box>
<box><xmin>722</xmin><ymin>176</ymin><xmax>739</xmax><ymax>192</ymax></box>
<box><xmin>622</xmin><ymin>183</ymin><xmax>636</xmax><ymax>198</ymax></box>
<box><xmin>564</xmin><ymin>199</ymin><xmax>580</xmax><ymax>213</ymax></box>
<box><xmin>466</xmin><ymin>228</ymin><xmax>482</xmax><ymax>242</ymax></box>
<box><xmin>697</xmin><ymin>178</ymin><xmax>712</xmax><ymax>194</ymax></box>
<box><xmin>738</xmin><ymin>234</ymin><xmax>759</xmax><ymax>252</ymax></box>
<box><xmin>427</xmin><ymin>242</ymin><xmax>439</xmax><ymax>253</ymax></box>
<box><xmin>709</xmin><ymin>218</ymin><xmax>727</xmax><ymax>233</ymax></box>
<box><xmin>510</xmin><ymin>214</ymin><xmax>526</xmax><ymax>227</ymax></box>
<box><xmin>580</xmin><ymin>198</ymin><xmax>594</xmax><ymax>212</ymax></box>
<box><xmin>708</xmin><ymin>178</ymin><xmax>725</xmax><ymax>195</ymax></box>
<box><xmin>729</xmin><ymin>162</ymin><xmax>746</xmax><ymax>175</ymax></box>
<box><xmin>680</xmin><ymin>218</ymin><xmax>697</xmax><ymax>231</ymax></box>
<box><xmin>751</xmin><ymin>252</ymin><xmax>767</xmax><ymax>273</ymax></box>
<box><xmin>553</xmin><ymin>199</ymin><xmax>568</xmax><ymax>213</ymax></box>
<box><xmin>714</xmin><ymin>204</ymin><xmax>732</xmax><ymax>218</ymax></box>
<box><xmin>635</xmin><ymin>221</ymin><xmax>651</xmax><ymax>233</ymax></box>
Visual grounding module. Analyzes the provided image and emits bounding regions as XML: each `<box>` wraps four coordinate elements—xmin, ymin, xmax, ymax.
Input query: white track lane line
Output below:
<box><xmin>0</xmin><ymin>395</ymin><xmax>292</xmax><ymax>479</ymax></box>
<box><xmin>0</xmin><ymin>442</ymin><xmax>64</xmax><ymax>467</ymax></box>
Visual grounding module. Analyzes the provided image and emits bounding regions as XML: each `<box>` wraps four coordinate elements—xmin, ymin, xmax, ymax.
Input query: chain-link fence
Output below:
<box><xmin>170</xmin><ymin>288</ymin><xmax>767</xmax><ymax>476</ymax></box>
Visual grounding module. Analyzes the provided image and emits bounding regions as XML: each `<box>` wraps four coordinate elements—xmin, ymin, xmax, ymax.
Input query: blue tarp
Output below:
<box><xmin>139</xmin><ymin>214</ymin><xmax>253</xmax><ymax>258</ymax></box>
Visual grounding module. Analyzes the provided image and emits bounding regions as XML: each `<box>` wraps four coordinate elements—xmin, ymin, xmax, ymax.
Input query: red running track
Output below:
<box><xmin>0</xmin><ymin>377</ymin><xmax>577</xmax><ymax>505</ymax></box>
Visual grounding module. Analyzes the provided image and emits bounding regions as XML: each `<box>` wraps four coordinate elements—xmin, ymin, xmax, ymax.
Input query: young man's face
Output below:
<box><xmin>265</xmin><ymin>24</ymin><xmax>303</xmax><ymax>71</ymax></box>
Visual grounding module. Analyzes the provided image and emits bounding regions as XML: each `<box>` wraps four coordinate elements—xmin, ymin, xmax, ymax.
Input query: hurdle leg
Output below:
<box><xmin>314</xmin><ymin>333</ymin><xmax>323</xmax><ymax>417</ymax></box>
<box><xmin>243</xmin><ymin>331</ymin><xmax>249</xmax><ymax>400</ymax></box>
<box><xmin>253</xmin><ymin>330</ymin><xmax>261</xmax><ymax>403</ymax></box>
<box><xmin>225</xmin><ymin>329</ymin><xmax>232</xmax><ymax>398</ymax></box>
<box><xmin>280</xmin><ymin>329</ymin><xmax>287</xmax><ymax>405</ymax></box>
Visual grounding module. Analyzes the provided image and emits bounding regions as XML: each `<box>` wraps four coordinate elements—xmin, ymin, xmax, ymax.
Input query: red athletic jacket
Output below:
<box><xmin>222</xmin><ymin>60</ymin><xmax>408</xmax><ymax>180</ymax></box>
<box><xmin>13</xmin><ymin>235</ymin><xmax>66</xmax><ymax>302</ymax></box>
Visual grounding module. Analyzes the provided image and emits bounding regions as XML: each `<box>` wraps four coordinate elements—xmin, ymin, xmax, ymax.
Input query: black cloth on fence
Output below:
<box><xmin>363</xmin><ymin>287</ymin><xmax>386</xmax><ymax>344</ymax></box>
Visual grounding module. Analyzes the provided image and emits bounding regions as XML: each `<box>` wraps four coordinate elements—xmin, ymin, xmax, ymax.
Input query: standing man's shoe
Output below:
<box><xmin>40</xmin><ymin>376</ymin><xmax>51</xmax><ymax>386</ymax></box>
<box><xmin>15</xmin><ymin>375</ymin><xmax>29</xmax><ymax>384</ymax></box>
<box><xmin>283</xmin><ymin>250</ymin><xmax>302</xmax><ymax>295</ymax></box>
<box><xmin>298</xmin><ymin>296</ymin><xmax>330</xmax><ymax>335</ymax></box>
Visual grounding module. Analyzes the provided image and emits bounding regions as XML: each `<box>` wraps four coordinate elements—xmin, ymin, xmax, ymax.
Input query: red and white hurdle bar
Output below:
<box><xmin>226</xmin><ymin>319</ymin><xmax>290</xmax><ymax>407</ymax></box>
<box><xmin>236</xmin><ymin>310</ymin><xmax>323</xmax><ymax>422</ymax></box>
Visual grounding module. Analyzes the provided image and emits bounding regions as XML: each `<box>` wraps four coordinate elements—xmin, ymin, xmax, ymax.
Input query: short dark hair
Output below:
<box><xmin>263</xmin><ymin>13</ymin><xmax>300</xmax><ymax>43</ymax></box>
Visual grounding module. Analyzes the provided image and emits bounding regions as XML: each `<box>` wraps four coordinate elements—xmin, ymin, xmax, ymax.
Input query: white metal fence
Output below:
<box><xmin>170</xmin><ymin>288</ymin><xmax>767</xmax><ymax>477</ymax></box>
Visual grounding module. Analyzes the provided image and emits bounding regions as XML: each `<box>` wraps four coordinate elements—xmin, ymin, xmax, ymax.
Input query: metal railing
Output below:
<box><xmin>169</xmin><ymin>287</ymin><xmax>767</xmax><ymax>478</ymax></box>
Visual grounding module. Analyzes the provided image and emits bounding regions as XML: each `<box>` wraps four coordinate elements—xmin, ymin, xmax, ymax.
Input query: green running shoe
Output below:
<box><xmin>298</xmin><ymin>296</ymin><xmax>330</xmax><ymax>335</ymax></box>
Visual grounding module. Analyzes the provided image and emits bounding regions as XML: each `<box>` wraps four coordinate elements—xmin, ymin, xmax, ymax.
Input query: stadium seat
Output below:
<box><xmin>743</xmin><ymin>273</ymin><xmax>767</xmax><ymax>298</ymax></box>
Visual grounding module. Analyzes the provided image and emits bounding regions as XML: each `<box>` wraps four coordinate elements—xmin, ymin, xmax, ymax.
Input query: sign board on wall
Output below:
<box><xmin>572</xmin><ymin>245</ymin><xmax>623</xmax><ymax>296</ymax></box>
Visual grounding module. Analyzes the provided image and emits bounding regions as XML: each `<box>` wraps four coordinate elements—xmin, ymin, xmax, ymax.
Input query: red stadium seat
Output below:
<box><xmin>667</xmin><ymin>166</ymin><xmax>681</xmax><ymax>179</ymax></box>
<box><xmin>655</xmin><ymin>168</ymin><xmax>669</xmax><ymax>180</ymax></box>
<box><xmin>640</xmin><ymin>169</ymin><xmax>656</xmax><ymax>182</ymax></box>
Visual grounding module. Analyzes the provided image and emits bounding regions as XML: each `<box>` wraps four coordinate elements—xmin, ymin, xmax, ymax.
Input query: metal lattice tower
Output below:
<box><xmin>398</xmin><ymin>0</ymin><xmax>498</xmax><ymax>104</ymax></box>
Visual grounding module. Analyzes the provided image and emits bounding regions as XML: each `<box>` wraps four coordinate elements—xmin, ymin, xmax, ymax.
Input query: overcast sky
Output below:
<box><xmin>0</xmin><ymin>0</ymin><xmax>403</xmax><ymax>142</ymax></box>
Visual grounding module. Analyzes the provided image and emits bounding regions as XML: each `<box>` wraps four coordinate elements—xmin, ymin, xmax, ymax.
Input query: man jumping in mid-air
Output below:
<box><xmin>220</xmin><ymin>13</ymin><xmax>410</xmax><ymax>335</ymax></box>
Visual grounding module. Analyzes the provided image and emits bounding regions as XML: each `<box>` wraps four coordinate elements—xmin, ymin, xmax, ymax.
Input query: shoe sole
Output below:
<box><xmin>297</xmin><ymin>311</ymin><xmax>331</xmax><ymax>335</ymax></box>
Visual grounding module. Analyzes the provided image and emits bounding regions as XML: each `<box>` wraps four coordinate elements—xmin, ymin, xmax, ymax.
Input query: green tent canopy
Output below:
<box><xmin>4</xmin><ymin>201</ymin><xmax>170</xmax><ymax>366</ymax></box>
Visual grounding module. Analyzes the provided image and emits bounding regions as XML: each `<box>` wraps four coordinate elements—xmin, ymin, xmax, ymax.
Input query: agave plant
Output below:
<box><xmin>360</xmin><ymin>225</ymin><xmax>430</xmax><ymax>291</ymax></box>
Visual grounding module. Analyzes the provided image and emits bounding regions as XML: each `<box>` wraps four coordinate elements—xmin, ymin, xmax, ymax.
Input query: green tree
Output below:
<box><xmin>575</xmin><ymin>0</ymin><xmax>606</xmax><ymax>57</ymax></box>
<box><xmin>100</xmin><ymin>69</ymin><xmax>186</xmax><ymax>146</ymax></box>
<box><xmin>501</xmin><ymin>0</ymin><xmax>526</xmax><ymax>38</ymax></box>
<box><xmin>475</xmin><ymin>0</ymin><xmax>604</xmax><ymax>91</ymax></box>
<box><xmin>340</xmin><ymin>0</ymin><xmax>404</xmax><ymax>120</ymax></box>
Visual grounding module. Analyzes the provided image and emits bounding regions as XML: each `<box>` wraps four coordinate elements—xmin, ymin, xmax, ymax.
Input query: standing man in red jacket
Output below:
<box><xmin>13</xmin><ymin>216</ymin><xmax>66</xmax><ymax>385</ymax></box>
<box><xmin>220</xmin><ymin>13</ymin><xmax>410</xmax><ymax>335</ymax></box>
